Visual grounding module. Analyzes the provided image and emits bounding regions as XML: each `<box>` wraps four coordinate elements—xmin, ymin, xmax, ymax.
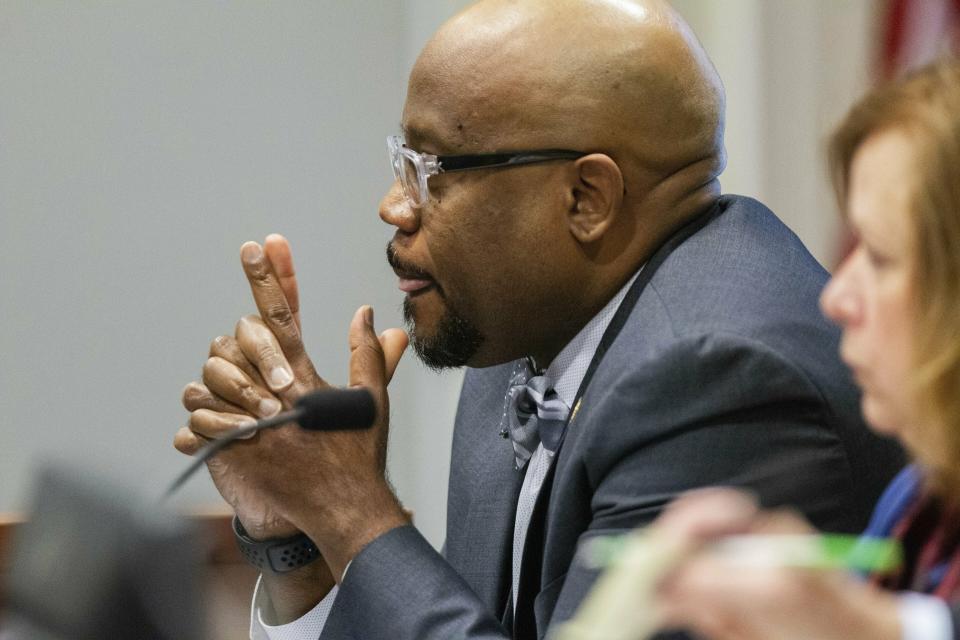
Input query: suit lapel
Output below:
<box><xmin>446</xmin><ymin>363</ymin><xmax>527</xmax><ymax>618</ymax></box>
<box><xmin>463</xmin><ymin>433</ymin><xmax>524</xmax><ymax>619</ymax></box>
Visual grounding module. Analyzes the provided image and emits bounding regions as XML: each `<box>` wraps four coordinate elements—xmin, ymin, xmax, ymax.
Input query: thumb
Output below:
<box><xmin>348</xmin><ymin>305</ymin><xmax>387</xmax><ymax>389</ymax></box>
<box><xmin>379</xmin><ymin>328</ymin><xmax>409</xmax><ymax>384</ymax></box>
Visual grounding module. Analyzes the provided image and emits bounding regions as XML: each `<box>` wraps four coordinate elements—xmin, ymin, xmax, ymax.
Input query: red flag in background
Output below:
<box><xmin>881</xmin><ymin>0</ymin><xmax>960</xmax><ymax>79</ymax></box>
<box><xmin>834</xmin><ymin>0</ymin><xmax>960</xmax><ymax>266</ymax></box>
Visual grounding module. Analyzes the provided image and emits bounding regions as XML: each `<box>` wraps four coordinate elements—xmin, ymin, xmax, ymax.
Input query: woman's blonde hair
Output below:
<box><xmin>829</xmin><ymin>59</ymin><xmax>960</xmax><ymax>487</ymax></box>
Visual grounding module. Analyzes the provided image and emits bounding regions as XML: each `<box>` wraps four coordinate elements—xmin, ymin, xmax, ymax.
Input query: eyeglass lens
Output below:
<box><xmin>390</xmin><ymin>147</ymin><xmax>425</xmax><ymax>206</ymax></box>
<box><xmin>400</xmin><ymin>154</ymin><xmax>423</xmax><ymax>205</ymax></box>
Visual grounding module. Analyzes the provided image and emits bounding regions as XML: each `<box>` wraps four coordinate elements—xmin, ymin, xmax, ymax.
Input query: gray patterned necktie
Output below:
<box><xmin>503</xmin><ymin>367</ymin><xmax>571</xmax><ymax>470</ymax></box>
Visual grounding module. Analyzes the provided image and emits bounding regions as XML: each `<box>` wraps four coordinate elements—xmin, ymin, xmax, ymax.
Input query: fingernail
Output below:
<box><xmin>364</xmin><ymin>306</ymin><xmax>374</xmax><ymax>327</ymax></box>
<box><xmin>259</xmin><ymin>397</ymin><xmax>282</xmax><ymax>417</ymax></box>
<box><xmin>237</xmin><ymin>419</ymin><xmax>258</xmax><ymax>439</ymax></box>
<box><xmin>241</xmin><ymin>242</ymin><xmax>262</xmax><ymax>264</ymax></box>
<box><xmin>270</xmin><ymin>367</ymin><xmax>294</xmax><ymax>389</ymax></box>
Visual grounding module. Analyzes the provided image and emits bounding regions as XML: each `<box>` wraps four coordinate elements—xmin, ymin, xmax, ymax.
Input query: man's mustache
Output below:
<box><xmin>386</xmin><ymin>243</ymin><xmax>433</xmax><ymax>281</ymax></box>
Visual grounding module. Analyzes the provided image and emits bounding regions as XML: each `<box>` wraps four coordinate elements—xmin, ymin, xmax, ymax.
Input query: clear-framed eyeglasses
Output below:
<box><xmin>387</xmin><ymin>135</ymin><xmax>588</xmax><ymax>208</ymax></box>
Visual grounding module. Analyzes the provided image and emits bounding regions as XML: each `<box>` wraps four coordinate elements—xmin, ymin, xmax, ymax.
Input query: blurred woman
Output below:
<box><xmin>651</xmin><ymin>58</ymin><xmax>960</xmax><ymax>640</ymax></box>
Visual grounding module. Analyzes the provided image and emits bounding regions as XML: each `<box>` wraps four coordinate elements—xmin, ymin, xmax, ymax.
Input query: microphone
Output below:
<box><xmin>164</xmin><ymin>387</ymin><xmax>376</xmax><ymax>498</ymax></box>
<box><xmin>294</xmin><ymin>387</ymin><xmax>376</xmax><ymax>431</ymax></box>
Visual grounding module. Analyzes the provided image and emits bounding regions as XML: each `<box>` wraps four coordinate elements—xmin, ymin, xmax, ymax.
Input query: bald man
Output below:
<box><xmin>175</xmin><ymin>1</ymin><xmax>903</xmax><ymax>638</ymax></box>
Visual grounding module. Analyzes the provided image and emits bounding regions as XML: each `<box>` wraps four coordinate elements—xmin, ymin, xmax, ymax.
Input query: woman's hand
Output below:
<box><xmin>651</xmin><ymin>488</ymin><xmax>902</xmax><ymax>640</ymax></box>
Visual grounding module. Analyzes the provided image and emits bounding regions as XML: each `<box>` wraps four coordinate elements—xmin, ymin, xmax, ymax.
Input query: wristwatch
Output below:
<box><xmin>232</xmin><ymin>516</ymin><xmax>321</xmax><ymax>573</ymax></box>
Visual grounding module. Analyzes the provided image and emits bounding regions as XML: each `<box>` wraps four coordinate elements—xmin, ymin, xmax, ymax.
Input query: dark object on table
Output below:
<box><xmin>2</xmin><ymin>465</ymin><xmax>203</xmax><ymax>640</ymax></box>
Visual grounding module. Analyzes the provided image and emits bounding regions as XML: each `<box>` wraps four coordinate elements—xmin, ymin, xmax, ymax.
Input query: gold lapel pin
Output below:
<box><xmin>569</xmin><ymin>398</ymin><xmax>583</xmax><ymax>424</ymax></box>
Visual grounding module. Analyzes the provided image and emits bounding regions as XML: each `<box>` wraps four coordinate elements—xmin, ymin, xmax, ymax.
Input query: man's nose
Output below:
<box><xmin>379</xmin><ymin>182</ymin><xmax>419</xmax><ymax>234</ymax></box>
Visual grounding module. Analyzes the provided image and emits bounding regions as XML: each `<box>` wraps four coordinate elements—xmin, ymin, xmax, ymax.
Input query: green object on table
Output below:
<box><xmin>581</xmin><ymin>532</ymin><xmax>902</xmax><ymax>573</ymax></box>
<box><xmin>554</xmin><ymin>532</ymin><xmax>903</xmax><ymax>640</ymax></box>
<box><xmin>818</xmin><ymin>534</ymin><xmax>903</xmax><ymax>572</ymax></box>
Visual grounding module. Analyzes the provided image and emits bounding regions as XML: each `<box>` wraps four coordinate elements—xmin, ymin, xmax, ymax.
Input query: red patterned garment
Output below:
<box><xmin>874</xmin><ymin>488</ymin><xmax>960</xmax><ymax>601</ymax></box>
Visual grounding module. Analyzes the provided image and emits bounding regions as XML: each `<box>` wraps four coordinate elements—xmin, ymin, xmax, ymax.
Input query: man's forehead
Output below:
<box><xmin>401</xmin><ymin>75</ymin><xmax>506</xmax><ymax>153</ymax></box>
<box><xmin>401</xmin><ymin>6</ymin><xmax>559</xmax><ymax>148</ymax></box>
<box><xmin>399</xmin><ymin>96</ymin><xmax>466</xmax><ymax>153</ymax></box>
<box><xmin>399</xmin><ymin>120</ymin><xmax>456</xmax><ymax>153</ymax></box>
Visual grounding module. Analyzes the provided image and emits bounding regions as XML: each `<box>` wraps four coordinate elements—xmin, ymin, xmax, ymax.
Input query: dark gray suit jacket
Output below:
<box><xmin>322</xmin><ymin>196</ymin><xmax>905</xmax><ymax>639</ymax></box>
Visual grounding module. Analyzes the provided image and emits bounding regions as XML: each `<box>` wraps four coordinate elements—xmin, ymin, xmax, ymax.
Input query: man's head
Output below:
<box><xmin>382</xmin><ymin>0</ymin><xmax>726</xmax><ymax>369</ymax></box>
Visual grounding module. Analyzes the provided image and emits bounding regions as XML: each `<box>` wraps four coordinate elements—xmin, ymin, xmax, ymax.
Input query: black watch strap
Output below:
<box><xmin>232</xmin><ymin>516</ymin><xmax>321</xmax><ymax>573</ymax></box>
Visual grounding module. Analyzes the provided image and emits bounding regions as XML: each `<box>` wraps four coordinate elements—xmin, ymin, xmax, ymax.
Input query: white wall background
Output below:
<box><xmin>0</xmin><ymin>0</ymin><xmax>877</xmax><ymax>550</ymax></box>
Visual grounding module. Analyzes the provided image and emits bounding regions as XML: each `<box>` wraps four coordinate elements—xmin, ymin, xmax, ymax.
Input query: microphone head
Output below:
<box><xmin>293</xmin><ymin>387</ymin><xmax>377</xmax><ymax>431</ymax></box>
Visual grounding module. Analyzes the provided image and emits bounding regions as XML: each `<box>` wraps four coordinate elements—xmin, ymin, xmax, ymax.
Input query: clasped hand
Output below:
<box><xmin>174</xmin><ymin>234</ymin><xmax>409</xmax><ymax>579</ymax></box>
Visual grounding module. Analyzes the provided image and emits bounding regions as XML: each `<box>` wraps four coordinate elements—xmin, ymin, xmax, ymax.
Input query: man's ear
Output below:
<box><xmin>568</xmin><ymin>154</ymin><xmax>624</xmax><ymax>243</ymax></box>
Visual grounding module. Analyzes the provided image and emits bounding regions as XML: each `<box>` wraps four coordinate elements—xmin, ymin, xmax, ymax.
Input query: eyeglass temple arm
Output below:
<box><xmin>437</xmin><ymin>149</ymin><xmax>587</xmax><ymax>172</ymax></box>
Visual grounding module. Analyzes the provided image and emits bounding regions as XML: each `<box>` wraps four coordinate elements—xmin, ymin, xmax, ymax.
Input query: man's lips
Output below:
<box><xmin>390</xmin><ymin>263</ymin><xmax>435</xmax><ymax>294</ymax></box>
<box><xmin>398</xmin><ymin>277</ymin><xmax>434</xmax><ymax>294</ymax></box>
<box><xmin>387</xmin><ymin>243</ymin><xmax>436</xmax><ymax>295</ymax></box>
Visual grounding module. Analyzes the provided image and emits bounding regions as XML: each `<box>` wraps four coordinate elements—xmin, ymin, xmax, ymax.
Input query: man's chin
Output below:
<box><xmin>403</xmin><ymin>298</ymin><xmax>484</xmax><ymax>372</ymax></box>
<box><xmin>410</xmin><ymin>336</ymin><xmax>470</xmax><ymax>371</ymax></box>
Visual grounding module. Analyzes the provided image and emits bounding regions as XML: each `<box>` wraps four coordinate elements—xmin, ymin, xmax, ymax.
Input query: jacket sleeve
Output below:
<box><xmin>323</xmin><ymin>333</ymin><xmax>869</xmax><ymax>639</ymax></box>
<box><xmin>320</xmin><ymin>525</ymin><xmax>511</xmax><ymax>639</ymax></box>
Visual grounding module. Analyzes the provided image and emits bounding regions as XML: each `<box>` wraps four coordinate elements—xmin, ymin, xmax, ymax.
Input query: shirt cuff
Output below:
<box><xmin>249</xmin><ymin>574</ymin><xmax>339</xmax><ymax>640</ymax></box>
<box><xmin>897</xmin><ymin>592</ymin><xmax>953</xmax><ymax>640</ymax></box>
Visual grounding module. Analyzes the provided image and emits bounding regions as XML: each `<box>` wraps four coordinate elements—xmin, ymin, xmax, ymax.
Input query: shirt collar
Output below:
<box><xmin>540</xmin><ymin>268</ymin><xmax>642</xmax><ymax>408</ymax></box>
